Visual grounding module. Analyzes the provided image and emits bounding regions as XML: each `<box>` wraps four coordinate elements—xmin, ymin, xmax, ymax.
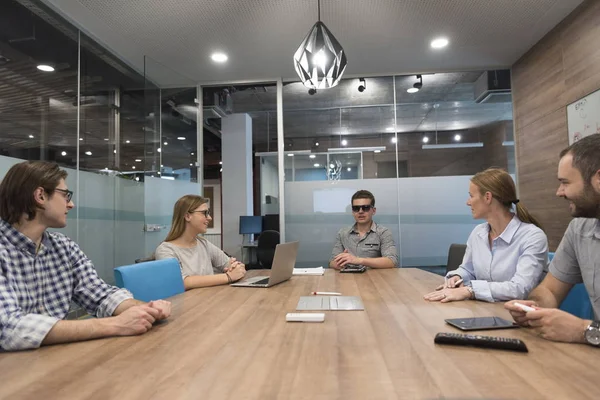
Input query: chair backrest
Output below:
<box><xmin>114</xmin><ymin>258</ymin><xmax>185</xmax><ymax>302</ymax></box>
<box><xmin>550</xmin><ymin>251</ymin><xmax>594</xmax><ymax>319</ymax></box>
<box><xmin>446</xmin><ymin>244</ymin><xmax>467</xmax><ymax>274</ymax></box>
<box><xmin>256</xmin><ymin>230</ymin><xmax>280</xmax><ymax>269</ymax></box>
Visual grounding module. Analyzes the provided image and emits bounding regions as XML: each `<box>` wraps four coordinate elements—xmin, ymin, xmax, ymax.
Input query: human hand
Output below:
<box><xmin>504</xmin><ymin>300</ymin><xmax>539</xmax><ymax>327</ymax></box>
<box><xmin>147</xmin><ymin>299</ymin><xmax>172</xmax><ymax>320</ymax></box>
<box><xmin>523</xmin><ymin>308</ymin><xmax>588</xmax><ymax>343</ymax></box>
<box><xmin>227</xmin><ymin>264</ymin><xmax>246</xmax><ymax>282</ymax></box>
<box><xmin>224</xmin><ymin>258</ymin><xmax>241</xmax><ymax>272</ymax></box>
<box><xmin>112</xmin><ymin>305</ymin><xmax>160</xmax><ymax>336</ymax></box>
<box><xmin>333</xmin><ymin>250</ymin><xmax>360</xmax><ymax>269</ymax></box>
<box><xmin>424</xmin><ymin>287</ymin><xmax>471</xmax><ymax>303</ymax></box>
<box><xmin>435</xmin><ymin>275</ymin><xmax>464</xmax><ymax>290</ymax></box>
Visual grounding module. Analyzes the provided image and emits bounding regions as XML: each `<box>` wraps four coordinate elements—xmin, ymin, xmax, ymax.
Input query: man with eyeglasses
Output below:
<box><xmin>329</xmin><ymin>190</ymin><xmax>398</xmax><ymax>270</ymax></box>
<box><xmin>0</xmin><ymin>161</ymin><xmax>171</xmax><ymax>351</ymax></box>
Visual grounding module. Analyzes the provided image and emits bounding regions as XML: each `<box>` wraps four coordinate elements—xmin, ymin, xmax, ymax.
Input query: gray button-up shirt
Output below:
<box><xmin>550</xmin><ymin>218</ymin><xmax>600</xmax><ymax>319</ymax></box>
<box><xmin>330</xmin><ymin>222</ymin><xmax>398</xmax><ymax>266</ymax></box>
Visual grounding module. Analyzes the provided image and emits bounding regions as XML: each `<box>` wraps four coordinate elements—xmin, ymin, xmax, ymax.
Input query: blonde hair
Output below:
<box><xmin>164</xmin><ymin>195</ymin><xmax>209</xmax><ymax>242</ymax></box>
<box><xmin>471</xmin><ymin>168</ymin><xmax>544</xmax><ymax>231</ymax></box>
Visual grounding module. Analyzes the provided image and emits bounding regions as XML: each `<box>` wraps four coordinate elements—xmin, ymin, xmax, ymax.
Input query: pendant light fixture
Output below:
<box><xmin>293</xmin><ymin>0</ymin><xmax>348</xmax><ymax>92</ymax></box>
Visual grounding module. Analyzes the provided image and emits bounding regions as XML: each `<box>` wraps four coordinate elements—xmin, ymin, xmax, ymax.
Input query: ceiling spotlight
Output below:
<box><xmin>135</xmin><ymin>159</ymin><xmax>142</xmax><ymax>162</ymax></box>
<box><xmin>385</xmin><ymin>127</ymin><xmax>395</xmax><ymax>132</ymax></box>
<box><xmin>358</xmin><ymin>78</ymin><xmax>366</xmax><ymax>92</ymax></box>
<box><xmin>28</xmin><ymin>135</ymin><xmax>34</xmax><ymax>139</ymax></box>
<box><xmin>287</xmin><ymin>153</ymin><xmax>294</xmax><ymax>157</ymax></box>
<box><xmin>422</xmin><ymin>136</ymin><xmax>430</xmax><ymax>143</ymax></box>
<box><xmin>104</xmin><ymin>138</ymin><xmax>109</xmax><ymax>141</ymax></box>
<box><xmin>314</xmin><ymin>163</ymin><xmax>320</xmax><ymax>167</ymax></box>
<box><xmin>374</xmin><ymin>150</ymin><xmax>381</xmax><ymax>153</ymax></box>
<box><xmin>79</xmin><ymin>138</ymin><xmax>83</xmax><ymax>141</ymax></box>
<box><xmin>190</xmin><ymin>163</ymin><xmax>193</xmax><ymax>166</ymax></box>
<box><xmin>341</xmin><ymin>139</ymin><xmax>348</xmax><ymax>146</ymax></box>
<box><xmin>211</xmin><ymin>52</ymin><xmax>228</xmax><ymax>63</ymax></box>
<box><xmin>219</xmin><ymin>161</ymin><xmax>222</xmax><ymax>165</ymax></box>
<box><xmin>391</xmin><ymin>137</ymin><xmax>397</xmax><ymax>144</ymax></box>
<box><xmin>191</xmin><ymin>152</ymin><xmax>195</xmax><ymax>156</ymax></box>
<box><xmin>85</xmin><ymin>151</ymin><xmax>92</xmax><ymax>156</ymax></box>
<box><xmin>164</xmin><ymin>142</ymin><xmax>168</xmax><ymax>145</ymax></box>
<box><xmin>309</xmin><ymin>154</ymin><xmax>316</xmax><ymax>159</ymax></box>
<box><xmin>308</xmin><ymin>88</ymin><xmax>317</xmax><ymax>95</ymax></box>
<box><xmin>132</xmin><ymin>166</ymin><xmax>136</xmax><ymax>170</ymax></box>
<box><xmin>431</xmin><ymin>37</ymin><xmax>449</xmax><ymax>49</ymax></box>
<box><xmin>454</xmin><ymin>134</ymin><xmax>462</xmax><ymax>141</ymax></box>
<box><xmin>61</xmin><ymin>151</ymin><xmax>67</xmax><ymax>156</ymax></box>
<box><xmin>177</xmin><ymin>137</ymin><xmax>185</xmax><ymax>140</ymax></box>
<box><xmin>157</xmin><ymin>148</ymin><xmax>161</xmax><ymax>153</ymax></box>
<box><xmin>329</xmin><ymin>163</ymin><xmax>335</xmax><ymax>169</ymax></box>
<box><xmin>37</xmin><ymin>64</ymin><xmax>55</xmax><ymax>72</ymax></box>
<box><xmin>113</xmin><ymin>149</ymin><xmax>116</xmax><ymax>154</ymax></box>
<box><xmin>408</xmin><ymin>74</ymin><xmax>423</xmax><ymax>93</ymax></box>
<box><xmin>314</xmin><ymin>140</ymin><xmax>319</xmax><ymax>147</ymax></box>
<box><xmin>125</xmin><ymin>140</ymin><xmax>130</xmax><ymax>144</ymax></box>
<box><xmin>347</xmin><ymin>167</ymin><xmax>351</xmax><ymax>172</ymax></box>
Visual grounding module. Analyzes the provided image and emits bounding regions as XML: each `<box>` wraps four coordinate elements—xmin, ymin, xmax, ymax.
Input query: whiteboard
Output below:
<box><xmin>567</xmin><ymin>88</ymin><xmax>600</xmax><ymax>144</ymax></box>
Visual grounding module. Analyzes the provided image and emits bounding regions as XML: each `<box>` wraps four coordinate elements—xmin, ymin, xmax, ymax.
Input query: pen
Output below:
<box><xmin>452</xmin><ymin>279</ymin><xmax>464</xmax><ymax>288</ymax></box>
<box><xmin>312</xmin><ymin>291</ymin><xmax>341</xmax><ymax>296</ymax></box>
<box><xmin>513</xmin><ymin>302</ymin><xmax>536</xmax><ymax>312</ymax></box>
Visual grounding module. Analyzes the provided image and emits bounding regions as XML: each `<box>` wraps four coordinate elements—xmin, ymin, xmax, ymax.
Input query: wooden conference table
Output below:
<box><xmin>0</xmin><ymin>269</ymin><xmax>598</xmax><ymax>400</ymax></box>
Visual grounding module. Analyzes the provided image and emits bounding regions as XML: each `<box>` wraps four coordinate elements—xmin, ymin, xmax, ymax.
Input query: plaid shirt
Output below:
<box><xmin>0</xmin><ymin>219</ymin><xmax>132</xmax><ymax>351</ymax></box>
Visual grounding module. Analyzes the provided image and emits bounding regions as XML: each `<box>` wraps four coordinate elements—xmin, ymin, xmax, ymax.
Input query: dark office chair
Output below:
<box><xmin>446</xmin><ymin>244</ymin><xmax>467</xmax><ymax>274</ymax></box>
<box><xmin>255</xmin><ymin>230</ymin><xmax>280</xmax><ymax>269</ymax></box>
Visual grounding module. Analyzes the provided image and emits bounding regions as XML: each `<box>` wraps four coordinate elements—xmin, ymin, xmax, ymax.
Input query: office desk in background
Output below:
<box><xmin>0</xmin><ymin>269</ymin><xmax>598</xmax><ymax>400</ymax></box>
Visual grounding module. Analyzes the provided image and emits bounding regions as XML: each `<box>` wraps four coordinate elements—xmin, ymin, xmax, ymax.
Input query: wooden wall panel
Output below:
<box><xmin>513</xmin><ymin>0</ymin><xmax>600</xmax><ymax>249</ymax></box>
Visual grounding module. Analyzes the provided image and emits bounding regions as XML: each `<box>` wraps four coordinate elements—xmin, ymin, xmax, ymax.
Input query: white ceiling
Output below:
<box><xmin>39</xmin><ymin>0</ymin><xmax>583</xmax><ymax>87</ymax></box>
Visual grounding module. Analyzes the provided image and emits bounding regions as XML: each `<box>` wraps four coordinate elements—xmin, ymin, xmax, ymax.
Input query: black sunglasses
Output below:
<box><xmin>352</xmin><ymin>205</ymin><xmax>373</xmax><ymax>213</ymax></box>
<box><xmin>54</xmin><ymin>188</ymin><xmax>73</xmax><ymax>202</ymax></box>
<box><xmin>190</xmin><ymin>209</ymin><xmax>211</xmax><ymax>217</ymax></box>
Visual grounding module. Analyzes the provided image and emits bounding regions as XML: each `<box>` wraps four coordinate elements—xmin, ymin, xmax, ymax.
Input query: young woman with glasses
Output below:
<box><xmin>155</xmin><ymin>195</ymin><xmax>246</xmax><ymax>289</ymax></box>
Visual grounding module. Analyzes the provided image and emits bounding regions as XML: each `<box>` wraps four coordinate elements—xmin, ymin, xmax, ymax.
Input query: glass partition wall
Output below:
<box><xmin>247</xmin><ymin>73</ymin><xmax>514</xmax><ymax>270</ymax></box>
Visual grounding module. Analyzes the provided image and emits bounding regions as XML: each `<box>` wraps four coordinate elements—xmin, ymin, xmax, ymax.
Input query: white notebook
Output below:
<box><xmin>296</xmin><ymin>296</ymin><xmax>364</xmax><ymax>311</ymax></box>
<box><xmin>293</xmin><ymin>267</ymin><xmax>325</xmax><ymax>276</ymax></box>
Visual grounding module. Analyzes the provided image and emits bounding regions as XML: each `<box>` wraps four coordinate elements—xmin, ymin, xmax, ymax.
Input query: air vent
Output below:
<box><xmin>203</xmin><ymin>105</ymin><xmax>228</xmax><ymax>119</ymax></box>
<box><xmin>474</xmin><ymin>70</ymin><xmax>511</xmax><ymax>103</ymax></box>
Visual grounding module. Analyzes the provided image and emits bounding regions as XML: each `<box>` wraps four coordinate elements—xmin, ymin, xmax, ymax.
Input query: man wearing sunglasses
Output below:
<box><xmin>329</xmin><ymin>190</ymin><xmax>398</xmax><ymax>270</ymax></box>
<box><xmin>0</xmin><ymin>161</ymin><xmax>171</xmax><ymax>351</ymax></box>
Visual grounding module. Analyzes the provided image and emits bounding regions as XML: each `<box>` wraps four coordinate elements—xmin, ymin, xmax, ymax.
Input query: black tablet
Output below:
<box><xmin>445</xmin><ymin>317</ymin><xmax>519</xmax><ymax>331</ymax></box>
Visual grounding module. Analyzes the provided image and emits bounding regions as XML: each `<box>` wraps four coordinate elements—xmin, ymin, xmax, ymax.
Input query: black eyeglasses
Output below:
<box><xmin>54</xmin><ymin>188</ymin><xmax>73</xmax><ymax>202</ymax></box>
<box><xmin>352</xmin><ymin>205</ymin><xmax>373</xmax><ymax>213</ymax></box>
<box><xmin>190</xmin><ymin>209</ymin><xmax>211</xmax><ymax>217</ymax></box>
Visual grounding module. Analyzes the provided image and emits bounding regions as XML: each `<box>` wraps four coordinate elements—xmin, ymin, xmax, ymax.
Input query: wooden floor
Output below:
<box><xmin>0</xmin><ymin>268</ymin><xmax>598</xmax><ymax>400</ymax></box>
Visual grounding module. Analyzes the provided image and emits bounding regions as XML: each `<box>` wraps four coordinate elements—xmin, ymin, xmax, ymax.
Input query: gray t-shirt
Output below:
<box><xmin>549</xmin><ymin>218</ymin><xmax>600</xmax><ymax>318</ymax></box>
<box><xmin>155</xmin><ymin>238</ymin><xmax>229</xmax><ymax>279</ymax></box>
<box><xmin>330</xmin><ymin>222</ymin><xmax>398</xmax><ymax>266</ymax></box>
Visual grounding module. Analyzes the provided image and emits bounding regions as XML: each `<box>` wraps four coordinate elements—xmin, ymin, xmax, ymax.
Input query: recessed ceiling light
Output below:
<box><xmin>135</xmin><ymin>177</ymin><xmax>140</xmax><ymax>181</ymax></box>
<box><xmin>135</xmin><ymin>159</ymin><xmax>142</xmax><ymax>162</ymax></box>
<box><xmin>329</xmin><ymin>163</ymin><xmax>335</xmax><ymax>169</ymax></box>
<box><xmin>385</xmin><ymin>127</ymin><xmax>395</xmax><ymax>132</ymax></box>
<box><xmin>431</xmin><ymin>37</ymin><xmax>449</xmax><ymax>49</ymax></box>
<box><xmin>113</xmin><ymin>149</ymin><xmax>116</xmax><ymax>154</ymax></box>
<box><xmin>391</xmin><ymin>137</ymin><xmax>397</xmax><ymax>144</ymax></box>
<box><xmin>314</xmin><ymin>163</ymin><xmax>320</xmax><ymax>167</ymax></box>
<box><xmin>61</xmin><ymin>151</ymin><xmax>67</xmax><ymax>156</ymax></box>
<box><xmin>189</xmin><ymin>163</ymin><xmax>193</xmax><ymax>166</ymax></box>
<box><xmin>157</xmin><ymin>148</ymin><xmax>161</xmax><ymax>153</ymax></box>
<box><xmin>422</xmin><ymin>136</ymin><xmax>430</xmax><ymax>143</ymax></box>
<box><xmin>287</xmin><ymin>153</ymin><xmax>294</xmax><ymax>157</ymax></box>
<box><xmin>79</xmin><ymin>138</ymin><xmax>83</xmax><ymax>141</ymax></box>
<box><xmin>37</xmin><ymin>64</ymin><xmax>55</xmax><ymax>72</ymax></box>
<box><xmin>347</xmin><ymin>167</ymin><xmax>351</xmax><ymax>172</ymax></box>
<box><xmin>309</xmin><ymin>154</ymin><xmax>316</xmax><ymax>159</ymax></box>
<box><xmin>177</xmin><ymin>137</ymin><xmax>185</xmax><ymax>140</ymax></box>
<box><xmin>454</xmin><ymin>134</ymin><xmax>462</xmax><ymax>141</ymax></box>
<box><xmin>374</xmin><ymin>150</ymin><xmax>381</xmax><ymax>153</ymax></box>
<box><xmin>211</xmin><ymin>52</ymin><xmax>228</xmax><ymax>63</ymax></box>
<box><xmin>163</xmin><ymin>142</ymin><xmax>168</xmax><ymax>145</ymax></box>
<box><xmin>191</xmin><ymin>152</ymin><xmax>195</xmax><ymax>156</ymax></box>
<box><xmin>104</xmin><ymin>138</ymin><xmax>109</xmax><ymax>141</ymax></box>
<box><xmin>125</xmin><ymin>140</ymin><xmax>130</xmax><ymax>144</ymax></box>
<box><xmin>407</xmin><ymin>87</ymin><xmax>419</xmax><ymax>94</ymax></box>
<box><xmin>28</xmin><ymin>135</ymin><xmax>34</xmax><ymax>139</ymax></box>
<box><xmin>132</xmin><ymin>166</ymin><xmax>136</xmax><ymax>170</ymax></box>
<box><xmin>219</xmin><ymin>161</ymin><xmax>222</xmax><ymax>165</ymax></box>
<box><xmin>341</xmin><ymin>139</ymin><xmax>348</xmax><ymax>146</ymax></box>
<box><xmin>85</xmin><ymin>151</ymin><xmax>92</xmax><ymax>156</ymax></box>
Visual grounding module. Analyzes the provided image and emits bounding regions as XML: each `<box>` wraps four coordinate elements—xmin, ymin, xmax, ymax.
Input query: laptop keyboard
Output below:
<box><xmin>252</xmin><ymin>278</ymin><xmax>270</xmax><ymax>285</ymax></box>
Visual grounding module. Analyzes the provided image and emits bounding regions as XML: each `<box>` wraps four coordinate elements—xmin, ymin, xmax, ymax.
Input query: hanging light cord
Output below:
<box><xmin>318</xmin><ymin>0</ymin><xmax>321</xmax><ymax>21</ymax></box>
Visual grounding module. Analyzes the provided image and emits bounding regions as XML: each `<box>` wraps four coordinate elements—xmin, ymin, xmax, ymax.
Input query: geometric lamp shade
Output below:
<box><xmin>293</xmin><ymin>21</ymin><xmax>348</xmax><ymax>90</ymax></box>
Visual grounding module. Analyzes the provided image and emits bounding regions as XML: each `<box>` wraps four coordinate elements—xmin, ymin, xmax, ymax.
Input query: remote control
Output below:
<box><xmin>286</xmin><ymin>313</ymin><xmax>325</xmax><ymax>322</ymax></box>
<box><xmin>434</xmin><ymin>332</ymin><xmax>528</xmax><ymax>352</ymax></box>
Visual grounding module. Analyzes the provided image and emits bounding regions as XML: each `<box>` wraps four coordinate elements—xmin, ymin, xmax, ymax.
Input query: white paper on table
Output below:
<box><xmin>293</xmin><ymin>267</ymin><xmax>325</xmax><ymax>276</ymax></box>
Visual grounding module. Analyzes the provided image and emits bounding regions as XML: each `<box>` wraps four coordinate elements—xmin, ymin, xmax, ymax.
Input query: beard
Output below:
<box><xmin>566</xmin><ymin>184</ymin><xmax>600</xmax><ymax>218</ymax></box>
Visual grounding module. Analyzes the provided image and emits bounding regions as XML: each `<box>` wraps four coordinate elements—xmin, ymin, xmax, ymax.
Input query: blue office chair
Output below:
<box><xmin>549</xmin><ymin>252</ymin><xmax>595</xmax><ymax>320</ymax></box>
<box><xmin>114</xmin><ymin>258</ymin><xmax>185</xmax><ymax>302</ymax></box>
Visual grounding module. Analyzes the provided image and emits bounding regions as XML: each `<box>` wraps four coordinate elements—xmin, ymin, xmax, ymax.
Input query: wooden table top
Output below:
<box><xmin>1</xmin><ymin>268</ymin><xmax>598</xmax><ymax>400</ymax></box>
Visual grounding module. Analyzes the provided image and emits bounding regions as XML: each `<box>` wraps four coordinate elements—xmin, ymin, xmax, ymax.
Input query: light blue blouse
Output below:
<box><xmin>446</xmin><ymin>215</ymin><xmax>548</xmax><ymax>302</ymax></box>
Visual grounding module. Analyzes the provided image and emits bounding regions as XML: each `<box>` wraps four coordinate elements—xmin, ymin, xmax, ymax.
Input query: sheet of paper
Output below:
<box><xmin>293</xmin><ymin>267</ymin><xmax>325</xmax><ymax>276</ymax></box>
<box><xmin>296</xmin><ymin>296</ymin><xmax>364</xmax><ymax>311</ymax></box>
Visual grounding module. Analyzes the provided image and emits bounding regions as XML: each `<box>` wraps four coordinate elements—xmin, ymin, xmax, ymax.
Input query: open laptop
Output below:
<box><xmin>231</xmin><ymin>241</ymin><xmax>299</xmax><ymax>288</ymax></box>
